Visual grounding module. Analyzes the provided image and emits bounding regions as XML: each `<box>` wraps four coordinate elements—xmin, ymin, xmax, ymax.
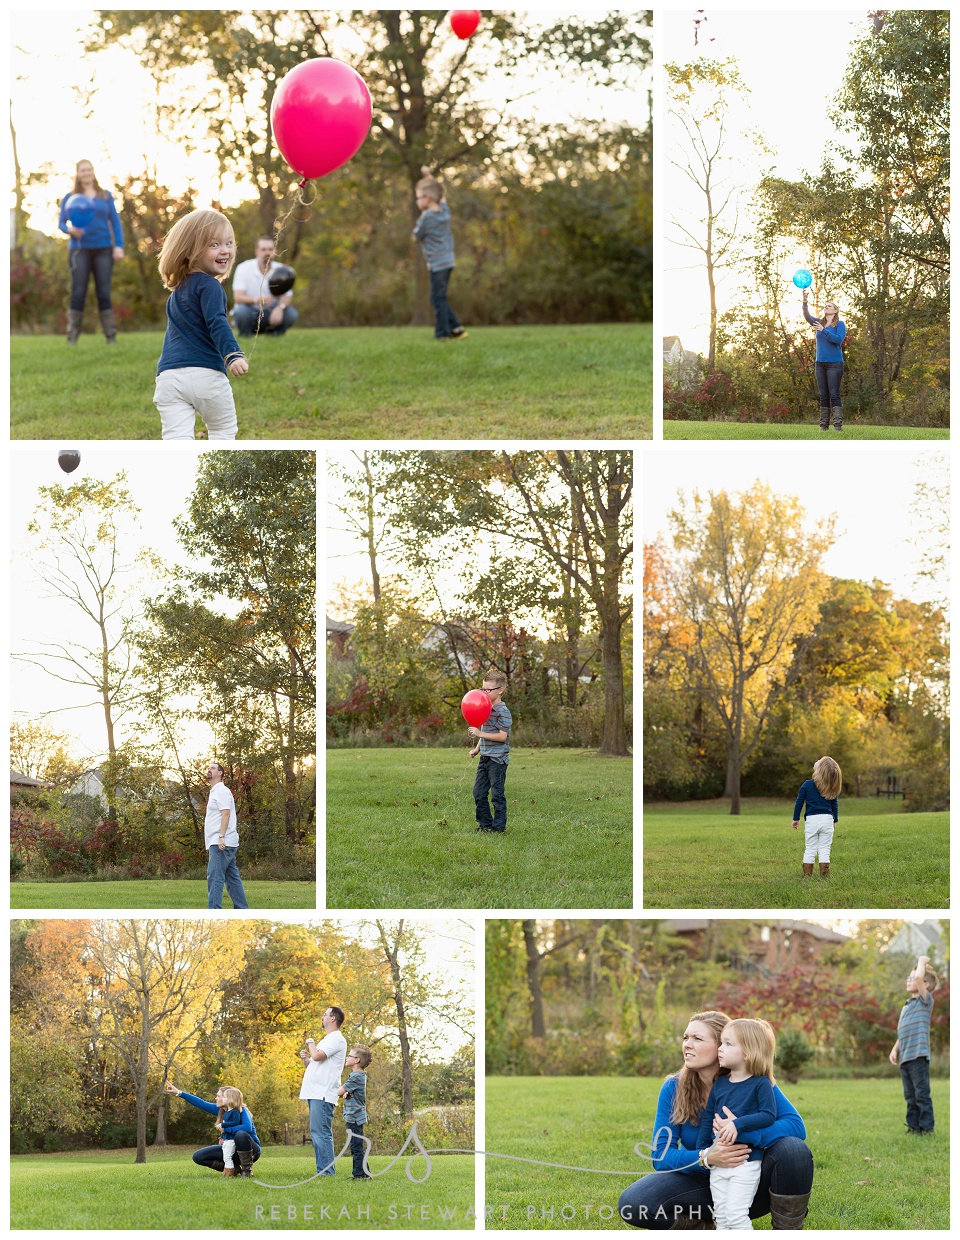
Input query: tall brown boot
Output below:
<box><xmin>802</xmin><ymin>863</ymin><xmax>814</xmax><ymax>877</ymax></box>
<box><xmin>99</xmin><ymin>307</ymin><xmax>117</xmax><ymax>343</ymax></box>
<box><xmin>819</xmin><ymin>862</ymin><xmax>830</xmax><ymax>877</ymax></box>
<box><xmin>769</xmin><ymin>1190</ymin><xmax>810</xmax><ymax>1229</ymax></box>
<box><xmin>237</xmin><ymin>1146</ymin><xmax>255</xmax><ymax>1178</ymax></box>
<box><xmin>66</xmin><ymin>309</ymin><xmax>83</xmax><ymax>344</ymax></box>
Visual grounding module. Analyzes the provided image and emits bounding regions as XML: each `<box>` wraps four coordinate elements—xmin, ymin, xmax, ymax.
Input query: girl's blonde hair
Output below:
<box><xmin>725</xmin><ymin>1018</ymin><xmax>776</xmax><ymax>1083</ymax></box>
<box><xmin>158</xmin><ymin>209</ymin><xmax>235</xmax><ymax>290</ymax></box>
<box><xmin>812</xmin><ymin>755</ymin><xmax>842</xmax><ymax>800</ymax></box>
<box><xmin>670</xmin><ymin>1010</ymin><xmax>730</xmax><ymax>1126</ymax></box>
<box><xmin>217</xmin><ymin>1085</ymin><xmax>245</xmax><ymax>1120</ymax></box>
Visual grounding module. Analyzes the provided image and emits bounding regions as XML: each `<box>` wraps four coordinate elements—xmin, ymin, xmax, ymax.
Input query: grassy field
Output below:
<box><xmin>485</xmin><ymin>1076</ymin><xmax>949</xmax><ymax>1230</ymax></box>
<box><xmin>642</xmin><ymin>798</ymin><xmax>948</xmax><ymax>909</ymax></box>
<box><xmin>10</xmin><ymin>324</ymin><xmax>652</xmax><ymax>440</ymax></box>
<box><xmin>10</xmin><ymin>1144</ymin><xmax>475</xmax><ymax>1230</ymax></box>
<box><xmin>326</xmin><ymin>748</ymin><xmax>632</xmax><ymax>909</ymax></box>
<box><xmin>664</xmin><ymin>420</ymin><xmax>948</xmax><ymax>440</ymax></box>
<box><xmin>9</xmin><ymin>879</ymin><xmax>315</xmax><ymax>910</ymax></box>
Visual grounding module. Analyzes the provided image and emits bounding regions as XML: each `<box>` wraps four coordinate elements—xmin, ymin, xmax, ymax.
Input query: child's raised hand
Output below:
<box><xmin>228</xmin><ymin>357</ymin><xmax>249</xmax><ymax>377</ymax></box>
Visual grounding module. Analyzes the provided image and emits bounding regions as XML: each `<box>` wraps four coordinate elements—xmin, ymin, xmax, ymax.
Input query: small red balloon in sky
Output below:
<box><xmin>450</xmin><ymin>10</ymin><xmax>481</xmax><ymax>40</ymax></box>
<box><xmin>461</xmin><ymin>689</ymin><xmax>492</xmax><ymax>728</ymax></box>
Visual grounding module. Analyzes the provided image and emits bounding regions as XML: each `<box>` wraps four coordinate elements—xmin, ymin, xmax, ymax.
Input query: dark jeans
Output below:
<box><xmin>474</xmin><ymin>756</ymin><xmax>507</xmax><ymax>831</ymax></box>
<box><xmin>234</xmin><ymin>302</ymin><xmax>299</xmax><ymax>336</ymax></box>
<box><xmin>69</xmin><ymin>246</ymin><xmax>114</xmax><ymax>312</ymax></box>
<box><xmin>901</xmin><ymin>1057</ymin><xmax>934</xmax><ymax>1132</ymax></box>
<box><xmin>206</xmin><ymin>846</ymin><xmax>249</xmax><ymax>909</ymax></box>
<box><xmin>347</xmin><ymin>1121</ymin><xmax>369</xmax><ymax>1177</ymax></box>
<box><xmin>193</xmin><ymin>1130</ymin><xmax>261</xmax><ymax>1172</ymax></box>
<box><xmin>815</xmin><ymin>361</ymin><xmax>844</xmax><ymax>411</ymax></box>
<box><xmin>617</xmin><ymin>1136</ymin><xmax>814</xmax><ymax>1230</ymax></box>
<box><xmin>428</xmin><ymin>267</ymin><xmax>462</xmax><ymax>338</ymax></box>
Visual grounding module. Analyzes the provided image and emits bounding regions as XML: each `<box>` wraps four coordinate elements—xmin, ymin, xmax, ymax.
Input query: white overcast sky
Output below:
<box><xmin>644</xmin><ymin>448</ymin><xmax>946</xmax><ymax>607</ymax></box>
<box><xmin>663</xmin><ymin>8</ymin><xmax>863</xmax><ymax>354</ymax></box>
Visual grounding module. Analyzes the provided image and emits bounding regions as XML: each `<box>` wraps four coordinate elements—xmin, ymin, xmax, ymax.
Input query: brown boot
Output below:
<box><xmin>802</xmin><ymin>863</ymin><xmax>814</xmax><ymax>877</ymax></box>
<box><xmin>769</xmin><ymin>1190</ymin><xmax>810</xmax><ymax>1229</ymax></box>
<box><xmin>99</xmin><ymin>307</ymin><xmax>117</xmax><ymax>343</ymax></box>
<box><xmin>237</xmin><ymin>1146</ymin><xmax>255</xmax><ymax>1178</ymax></box>
<box><xmin>819</xmin><ymin>862</ymin><xmax>830</xmax><ymax>877</ymax></box>
<box><xmin>66</xmin><ymin>309</ymin><xmax>83</xmax><ymax>344</ymax></box>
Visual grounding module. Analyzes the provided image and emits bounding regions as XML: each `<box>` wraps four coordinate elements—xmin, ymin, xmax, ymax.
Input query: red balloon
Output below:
<box><xmin>461</xmin><ymin>690</ymin><xmax>492</xmax><ymax>728</ymax></box>
<box><xmin>450</xmin><ymin>10</ymin><xmax>481</xmax><ymax>40</ymax></box>
<box><xmin>271</xmin><ymin>57</ymin><xmax>372</xmax><ymax>181</ymax></box>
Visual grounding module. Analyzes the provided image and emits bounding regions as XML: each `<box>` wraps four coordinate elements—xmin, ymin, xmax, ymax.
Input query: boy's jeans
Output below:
<box><xmin>429</xmin><ymin>267</ymin><xmax>462</xmax><ymax>338</ymax></box>
<box><xmin>206</xmin><ymin>845</ymin><xmax>250</xmax><ymax>909</ymax></box>
<box><xmin>474</xmin><ymin>756</ymin><xmax>507</xmax><ymax>831</ymax></box>
<box><xmin>901</xmin><ymin>1056</ymin><xmax>934</xmax><ymax>1131</ymax></box>
<box><xmin>346</xmin><ymin>1121</ymin><xmax>368</xmax><ymax>1177</ymax></box>
<box><xmin>308</xmin><ymin>1098</ymin><xmax>336</xmax><ymax>1174</ymax></box>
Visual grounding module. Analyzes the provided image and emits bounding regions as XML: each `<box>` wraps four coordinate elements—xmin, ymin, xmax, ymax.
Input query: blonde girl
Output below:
<box><xmin>154</xmin><ymin>209</ymin><xmax>248</xmax><ymax>440</ymax></box>
<box><xmin>792</xmin><ymin>756</ymin><xmax>841</xmax><ymax>878</ymax></box>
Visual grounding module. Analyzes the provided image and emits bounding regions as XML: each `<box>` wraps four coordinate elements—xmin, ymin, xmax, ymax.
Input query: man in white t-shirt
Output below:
<box><xmin>298</xmin><ymin>1006</ymin><xmax>348</xmax><ymax>1175</ymax></box>
<box><xmin>232</xmin><ymin>236</ymin><xmax>299</xmax><ymax>337</ymax></box>
<box><xmin>205</xmin><ymin>762</ymin><xmax>249</xmax><ymax>910</ymax></box>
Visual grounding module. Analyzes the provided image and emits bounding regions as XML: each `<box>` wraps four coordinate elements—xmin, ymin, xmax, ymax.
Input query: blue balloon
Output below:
<box><xmin>792</xmin><ymin>268</ymin><xmax>813</xmax><ymax>289</ymax></box>
<box><xmin>65</xmin><ymin>193</ymin><xmax>95</xmax><ymax>229</ymax></box>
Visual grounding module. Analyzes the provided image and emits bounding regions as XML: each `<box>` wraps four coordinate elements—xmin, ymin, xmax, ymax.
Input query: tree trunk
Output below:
<box><xmin>597</xmin><ymin>606</ymin><xmax>628</xmax><ymax>756</ymax></box>
<box><xmin>726</xmin><ymin>739</ymin><xmax>742</xmax><ymax>816</ymax></box>
<box><xmin>521</xmin><ymin>920</ymin><xmax>546</xmax><ymax>1038</ymax></box>
<box><xmin>362</xmin><ymin>452</ymin><xmax>382</xmax><ymax>601</ymax></box>
<box><xmin>135</xmin><ymin>988</ymin><xmax>149</xmax><ymax>1163</ymax></box>
<box><xmin>152</xmin><ymin>1093</ymin><xmax>168</xmax><ymax>1148</ymax></box>
<box><xmin>377</xmin><ymin>921</ymin><xmax>414</xmax><ymax>1118</ymax></box>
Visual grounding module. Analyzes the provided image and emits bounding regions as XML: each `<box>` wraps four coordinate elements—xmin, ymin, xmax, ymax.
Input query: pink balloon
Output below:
<box><xmin>271</xmin><ymin>57</ymin><xmax>372</xmax><ymax>181</ymax></box>
<box><xmin>461</xmin><ymin>690</ymin><xmax>492</xmax><ymax>728</ymax></box>
<box><xmin>450</xmin><ymin>10</ymin><xmax>481</xmax><ymax>40</ymax></box>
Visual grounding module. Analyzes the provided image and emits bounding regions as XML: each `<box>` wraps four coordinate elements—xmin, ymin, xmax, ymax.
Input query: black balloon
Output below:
<box><xmin>58</xmin><ymin>450</ymin><xmax>81</xmax><ymax>474</ymax></box>
<box><xmin>268</xmin><ymin>264</ymin><xmax>296</xmax><ymax>295</ymax></box>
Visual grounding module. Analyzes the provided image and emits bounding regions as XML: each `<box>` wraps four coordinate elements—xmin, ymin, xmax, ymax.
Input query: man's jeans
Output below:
<box><xmin>474</xmin><ymin>756</ymin><xmax>507</xmax><ymax>831</ymax></box>
<box><xmin>428</xmin><ymin>267</ymin><xmax>462</xmax><ymax>338</ymax></box>
<box><xmin>901</xmin><ymin>1056</ymin><xmax>934</xmax><ymax>1131</ymax></box>
<box><xmin>309</xmin><ymin>1098</ymin><xmax>337</xmax><ymax>1174</ymax></box>
<box><xmin>347</xmin><ymin>1121</ymin><xmax>368</xmax><ymax>1177</ymax></box>
<box><xmin>234</xmin><ymin>302</ymin><xmax>300</xmax><ymax>336</ymax></box>
<box><xmin>69</xmin><ymin>246</ymin><xmax>114</xmax><ymax>312</ymax></box>
<box><xmin>206</xmin><ymin>846</ymin><xmax>249</xmax><ymax>909</ymax></box>
<box><xmin>815</xmin><ymin>361</ymin><xmax>844</xmax><ymax>413</ymax></box>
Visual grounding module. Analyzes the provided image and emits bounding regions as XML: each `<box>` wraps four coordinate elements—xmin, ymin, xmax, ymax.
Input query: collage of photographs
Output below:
<box><xmin>5</xmin><ymin>5</ymin><xmax>950</xmax><ymax>1234</ymax></box>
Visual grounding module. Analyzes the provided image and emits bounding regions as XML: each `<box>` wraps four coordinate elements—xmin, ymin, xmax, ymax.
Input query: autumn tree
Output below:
<box><xmin>667</xmin><ymin>482</ymin><xmax>836</xmax><ymax>814</ymax></box>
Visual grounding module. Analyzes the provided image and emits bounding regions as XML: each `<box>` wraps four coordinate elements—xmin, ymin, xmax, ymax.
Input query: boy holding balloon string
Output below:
<box><xmin>468</xmin><ymin>669</ymin><xmax>512</xmax><ymax>833</ymax></box>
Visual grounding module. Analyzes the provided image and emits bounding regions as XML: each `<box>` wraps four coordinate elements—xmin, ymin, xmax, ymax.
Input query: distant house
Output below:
<box><xmin>666</xmin><ymin>919</ymin><xmax>849</xmax><ymax>974</ymax></box>
<box><xmin>886</xmin><ymin>920</ymin><xmax>945</xmax><ymax>966</ymax></box>
<box><xmin>10</xmin><ymin>769</ymin><xmax>46</xmax><ymax>793</ymax></box>
<box><xmin>326</xmin><ymin>615</ymin><xmax>355</xmax><ymax>657</ymax></box>
<box><xmin>663</xmin><ymin>335</ymin><xmax>702</xmax><ymax>387</ymax></box>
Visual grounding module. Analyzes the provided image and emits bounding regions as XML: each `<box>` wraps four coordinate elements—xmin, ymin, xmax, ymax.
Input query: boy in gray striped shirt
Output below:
<box><xmin>888</xmin><ymin>955</ymin><xmax>937</xmax><ymax>1134</ymax></box>
<box><xmin>468</xmin><ymin>669</ymin><xmax>512</xmax><ymax>833</ymax></box>
<box><xmin>338</xmin><ymin>1045</ymin><xmax>372</xmax><ymax>1178</ymax></box>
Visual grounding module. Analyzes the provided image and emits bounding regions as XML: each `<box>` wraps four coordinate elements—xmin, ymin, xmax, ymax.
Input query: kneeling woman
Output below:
<box><xmin>802</xmin><ymin>292</ymin><xmax>846</xmax><ymax>431</ymax></box>
<box><xmin>166</xmin><ymin>1081</ymin><xmax>261</xmax><ymax>1177</ymax></box>
<box><xmin>618</xmin><ymin>1011</ymin><xmax>813</xmax><ymax>1230</ymax></box>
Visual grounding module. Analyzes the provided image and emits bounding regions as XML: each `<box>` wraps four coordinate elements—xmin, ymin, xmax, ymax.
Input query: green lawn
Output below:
<box><xmin>664</xmin><ymin>420</ymin><xmax>948</xmax><ymax>440</ymax></box>
<box><xmin>10</xmin><ymin>1144</ymin><xmax>475</xmax><ymax>1230</ymax></box>
<box><xmin>9</xmin><ymin>879</ymin><xmax>315</xmax><ymax>910</ymax></box>
<box><xmin>485</xmin><ymin>1076</ymin><xmax>949</xmax><ymax>1230</ymax></box>
<box><xmin>10</xmin><ymin>324</ymin><xmax>652</xmax><ymax>440</ymax></box>
<box><xmin>326</xmin><ymin>748</ymin><xmax>632</xmax><ymax>909</ymax></box>
<box><xmin>643</xmin><ymin>798</ymin><xmax>948</xmax><ymax>909</ymax></box>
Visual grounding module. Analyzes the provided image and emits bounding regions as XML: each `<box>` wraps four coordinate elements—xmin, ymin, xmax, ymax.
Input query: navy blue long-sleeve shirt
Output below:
<box><xmin>58</xmin><ymin>190</ymin><xmax>124</xmax><ymax>251</ymax></box>
<box><xmin>793</xmin><ymin>778</ymin><xmax>839</xmax><ymax>823</ymax></box>
<box><xmin>156</xmin><ymin>272</ymin><xmax>244</xmax><ymax>376</ymax></box>
<box><xmin>696</xmin><ymin>1075</ymin><xmax>777</xmax><ymax>1161</ymax></box>
<box><xmin>179</xmin><ymin>1091</ymin><xmax>261</xmax><ymax>1147</ymax></box>
<box><xmin>802</xmin><ymin>301</ymin><xmax>846</xmax><ymax>362</ymax></box>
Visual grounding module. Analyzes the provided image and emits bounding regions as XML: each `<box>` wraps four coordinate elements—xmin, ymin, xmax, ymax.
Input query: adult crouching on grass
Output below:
<box><xmin>618</xmin><ymin>1010</ymin><xmax>813</xmax><ymax>1230</ymax></box>
<box><xmin>166</xmin><ymin>1081</ymin><xmax>261</xmax><ymax>1177</ymax></box>
<box><xmin>58</xmin><ymin>160</ymin><xmax>124</xmax><ymax>345</ymax></box>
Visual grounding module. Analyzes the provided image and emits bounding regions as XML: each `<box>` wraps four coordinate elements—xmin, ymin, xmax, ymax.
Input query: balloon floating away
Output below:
<box><xmin>792</xmin><ymin>268</ymin><xmax>813</xmax><ymax>289</ymax></box>
<box><xmin>461</xmin><ymin>690</ymin><xmax>491</xmax><ymax>728</ymax></box>
<box><xmin>271</xmin><ymin>57</ymin><xmax>372</xmax><ymax>183</ymax></box>
<box><xmin>450</xmin><ymin>10</ymin><xmax>482</xmax><ymax>39</ymax></box>
<box><xmin>64</xmin><ymin>193</ymin><xmax>95</xmax><ymax>229</ymax></box>
<box><xmin>268</xmin><ymin>264</ymin><xmax>296</xmax><ymax>296</ymax></box>
<box><xmin>58</xmin><ymin>450</ymin><xmax>81</xmax><ymax>474</ymax></box>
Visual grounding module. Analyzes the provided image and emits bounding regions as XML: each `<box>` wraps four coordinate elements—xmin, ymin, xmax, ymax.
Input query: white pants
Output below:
<box><xmin>711</xmin><ymin>1159</ymin><xmax>761</xmax><ymax>1230</ymax></box>
<box><xmin>154</xmin><ymin>367</ymin><xmax>238</xmax><ymax>440</ymax></box>
<box><xmin>803</xmin><ymin>813</ymin><xmax>835</xmax><ymax>864</ymax></box>
<box><xmin>221</xmin><ymin>1137</ymin><xmax>236</xmax><ymax>1168</ymax></box>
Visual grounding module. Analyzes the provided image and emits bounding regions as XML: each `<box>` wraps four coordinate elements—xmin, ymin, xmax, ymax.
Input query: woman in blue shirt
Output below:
<box><xmin>58</xmin><ymin>159</ymin><xmax>124</xmax><ymax>345</ymax></box>
<box><xmin>166</xmin><ymin>1081</ymin><xmax>262</xmax><ymax>1177</ymax></box>
<box><xmin>618</xmin><ymin>1010</ymin><xmax>813</xmax><ymax>1230</ymax></box>
<box><xmin>802</xmin><ymin>290</ymin><xmax>846</xmax><ymax>431</ymax></box>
